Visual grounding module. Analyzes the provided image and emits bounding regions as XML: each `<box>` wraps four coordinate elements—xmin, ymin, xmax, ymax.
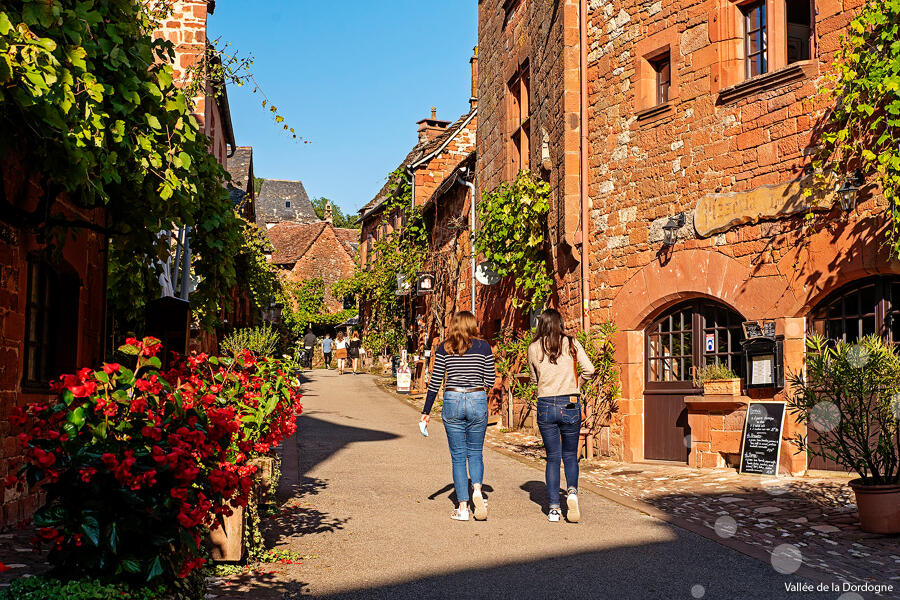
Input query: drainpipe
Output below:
<box><xmin>458</xmin><ymin>169</ymin><xmax>477</xmax><ymax>314</ymax></box>
<box><xmin>579</xmin><ymin>0</ymin><xmax>590</xmax><ymax>332</ymax></box>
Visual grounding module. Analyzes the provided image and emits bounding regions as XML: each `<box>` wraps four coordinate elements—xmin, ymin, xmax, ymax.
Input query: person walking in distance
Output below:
<box><xmin>528</xmin><ymin>308</ymin><xmax>596</xmax><ymax>523</ymax></box>
<box><xmin>322</xmin><ymin>333</ymin><xmax>333</xmax><ymax>369</ymax></box>
<box><xmin>303</xmin><ymin>328</ymin><xmax>317</xmax><ymax>369</ymax></box>
<box><xmin>348</xmin><ymin>331</ymin><xmax>362</xmax><ymax>374</ymax></box>
<box><xmin>334</xmin><ymin>331</ymin><xmax>348</xmax><ymax>375</ymax></box>
<box><xmin>421</xmin><ymin>311</ymin><xmax>496</xmax><ymax>521</ymax></box>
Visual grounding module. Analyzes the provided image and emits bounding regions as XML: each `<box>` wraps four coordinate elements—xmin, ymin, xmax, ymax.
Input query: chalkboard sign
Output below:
<box><xmin>739</xmin><ymin>402</ymin><xmax>786</xmax><ymax>476</ymax></box>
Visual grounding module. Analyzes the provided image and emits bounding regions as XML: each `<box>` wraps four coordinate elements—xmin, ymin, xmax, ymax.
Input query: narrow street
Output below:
<box><xmin>222</xmin><ymin>371</ymin><xmax>813</xmax><ymax>599</ymax></box>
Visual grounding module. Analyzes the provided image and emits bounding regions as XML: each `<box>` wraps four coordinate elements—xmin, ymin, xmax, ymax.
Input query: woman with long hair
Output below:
<box><xmin>334</xmin><ymin>331</ymin><xmax>348</xmax><ymax>375</ymax></box>
<box><xmin>349</xmin><ymin>331</ymin><xmax>362</xmax><ymax>374</ymax></box>
<box><xmin>421</xmin><ymin>311</ymin><xmax>496</xmax><ymax>521</ymax></box>
<box><xmin>528</xmin><ymin>308</ymin><xmax>596</xmax><ymax>523</ymax></box>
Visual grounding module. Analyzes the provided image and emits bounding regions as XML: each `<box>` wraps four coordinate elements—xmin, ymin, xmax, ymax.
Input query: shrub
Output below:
<box><xmin>692</xmin><ymin>363</ymin><xmax>738</xmax><ymax>388</ymax></box>
<box><xmin>220</xmin><ymin>324</ymin><xmax>280</xmax><ymax>358</ymax></box>
<box><xmin>0</xmin><ymin>576</ymin><xmax>166</xmax><ymax>600</ymax></box>
<box><xmin>788</xmin><ymin>335</ymin><xmax>900</xmax><ymax>485</ymax></box>
<box><xmin>577</xmin><ymin>323</ymin><xmax>620</xmax><ymax>432</ymax></box>
<box><xmin>6</xmin><ymin>337</ymin><xmax>302</xmax><ymax>590</ymax></box>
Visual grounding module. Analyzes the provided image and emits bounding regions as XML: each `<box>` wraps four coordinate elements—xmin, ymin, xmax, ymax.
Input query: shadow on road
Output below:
<box><xmin>428</xmin><ymin>483</ymin><xmax>495</xmax><ymax>507</ymax></box>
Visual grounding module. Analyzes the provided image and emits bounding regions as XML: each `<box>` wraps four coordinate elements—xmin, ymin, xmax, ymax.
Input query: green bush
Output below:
<box><xmin>692</xmin><ymin>363</ymin><xmax>738</xmax><ymax>388</ymax></box>
<box><xmin>0</xmin><ymin>576</ymin><xmax>166</xmax><ymax>600</ymax></box>
<box><xmin>220</xmin><ymin>324</ymin><xmax>280</xmax><ymax>357</ymax></box>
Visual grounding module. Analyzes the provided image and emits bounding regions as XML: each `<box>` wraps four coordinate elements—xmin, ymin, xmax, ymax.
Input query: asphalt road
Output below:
<box><xmin>264</xmin><ymin>369</ymin><xmax>828</xmax><ymax>600</ymax></box>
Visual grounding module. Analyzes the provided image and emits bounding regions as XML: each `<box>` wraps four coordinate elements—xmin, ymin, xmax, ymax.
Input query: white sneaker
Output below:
<box><xmin>566</xmin><ymin>490</ymin><xmax>581</xmax><ymax>523</ymax></box>
<box><xmin>548</xmin><ymin>508</ymin><xmax>561</xmax><ymax>522</ymax></box>
<box><xmin>450</xmin><ymin>507</ymin><xmax>470</xmax><ymax>521</ymax></box>
<box><xmin>472</xmin><ymin>490</ymin><xmax>487</xmax><ymax>521</ymax></box>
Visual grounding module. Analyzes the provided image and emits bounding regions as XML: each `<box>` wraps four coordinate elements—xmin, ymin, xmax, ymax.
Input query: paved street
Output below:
<box><xmin>211</xmin><ymin>370</ymin><xmax>829</xmax><ymax>599</ymax></box>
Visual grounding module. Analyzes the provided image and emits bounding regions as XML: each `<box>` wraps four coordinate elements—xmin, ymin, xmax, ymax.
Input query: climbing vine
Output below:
<box><xmin>473</xmin><ymin>170</ymin><xmax>552</xmax><ymax>309</ymax></box>
<box><xmin>812</xmin><ymin>1</ymin><xmax>900</xmax><ymax>253</ymax></box>
<box><xmin>278</xmin><ymin>277</ymin><xmax>355</xmax><ymax>336</ymax></box>
<box><xmin>0</xmin><ymin>0</ymin><xmax>244</xmax><ymax>323</ymax></box>
<box><xmin>332</xmin><ymin>168</ymin><xmax>428</xmax><ymax>354</ymax></box>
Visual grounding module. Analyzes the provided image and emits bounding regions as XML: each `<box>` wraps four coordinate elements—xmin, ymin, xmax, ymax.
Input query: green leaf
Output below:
<box><xmin>121</xmin><ymin>558</ymin><xmax>141</xmax><ymax>574</ymax></box>
<box><xmin>107</xmin><ymin>521</ymin><xmax>119</xmax><ymax>553</ymax></box>
<box><xmin>67</xmin><ymin>406</ymin><xmax>86</xmax><ymax>428</ymax></box>
<box><xmin>146</xmin><ymin>556</ymin><xmax>164</xmax><ymax>581</ymax></box>
<box><xmin>146</xmin><ymin>114</ymin><xmax>161</xmax><ymax>130</ymax></box>
<box><xmin>0</xmin><ymin>13</ymin><xmax>11</xmax><ymax>35</ymax></box>
<box><xmin>81</xmin><ymin>514</ymin><xmax>100</xmax><ymax>546</ymax></box>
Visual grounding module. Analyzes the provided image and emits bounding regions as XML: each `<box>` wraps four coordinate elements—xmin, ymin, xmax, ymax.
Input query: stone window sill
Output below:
<box><xmin>636</xmin><ymin>101</ymin><xmax>673</xmax><ymax>123</ymax></box>
<box><xmin>717</xmin><ymin>61</ymin><xmax>816</xmax><ymax>106</ymax></box>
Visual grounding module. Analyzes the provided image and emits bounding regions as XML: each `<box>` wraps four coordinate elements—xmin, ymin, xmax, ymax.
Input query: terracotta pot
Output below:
<box><xmin>849</xmin><ymin>479</ymin><xmax>900</xmax><ymax>534</ymax></box>
<box><xmin>703</xmin><ymin>378</ymin><xmax>741</xmax><ymax>396</ymax></box>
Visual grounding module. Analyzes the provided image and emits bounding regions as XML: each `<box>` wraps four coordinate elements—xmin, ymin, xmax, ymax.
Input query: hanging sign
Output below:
<box><xmin>739</xmin><ymin>401</ymin><xmax>786</xmax><ymax>476</ymax></box>
<box><xmin>475</xmin><ymin>261</ymin><xmax>501</xmax><ymax>285</ymax></box>
<box><xmin>705</xmin><ymin>333</ymin><xmax>715</xmax><ymax>353</ymax></box>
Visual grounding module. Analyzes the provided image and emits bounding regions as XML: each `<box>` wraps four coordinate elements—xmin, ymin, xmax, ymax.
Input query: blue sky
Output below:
<box><xmin>211</xmin><ymin>1</ymin><xmax>478</xmax><ymax>215</ymax></box>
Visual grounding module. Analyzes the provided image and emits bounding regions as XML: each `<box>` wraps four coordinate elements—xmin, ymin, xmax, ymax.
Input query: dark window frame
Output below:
<box><xmin>809</xmin><ymin>277</ymin><xmax>900</xmax><ymax>344</ymax></box>
<box><xmin>743</xmin><ymin>1</ymin><xmax>768</xmax><ymax>77</ymax></box>
<box><xmin>786</xmin><ymin>0</ymin><xmax>813</xmax><ymax>64</ymax></box>
<box><xmin>649</xmin><ymin>52</ymin><xmax>671</xmax><ymax>105</ymax></box>
<box><xmin>508</xmin><ymin>61</ymin><xmax>531</xmax><ymax>176</ymax></box>
<box><xmin>645</xmin><ymin>301</ymin><xmax>746</xmax><ymax>392</ymax></box>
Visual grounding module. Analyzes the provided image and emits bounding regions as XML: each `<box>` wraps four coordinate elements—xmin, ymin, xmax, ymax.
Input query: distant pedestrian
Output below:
<box><xmin>348</xmin><ymin>331</ymin><xmax>361</xmax><ymax>374</ymax></box>
<box><xmin>421</xmin><ymin>311</ymin><xmax>496</xmax><ymax>521</ymax></box>
<box><xmin>303</xmin><ymin>328</ymin><xmax>317</xmax><ymax>369</ymax></box>
<box><xmin>528</xmin><ymin>308</ymin><xmax>596</xmax><ymax>523</ymax></box>
<box><xmin>323</xmin><ymin>333</ymin><xmax>333</xmax><ymax>369</ymax></box>
<box><xmin>334</xmin><ymin>331</ymin><xmax>348</xmax><ymax>375</ymax></box>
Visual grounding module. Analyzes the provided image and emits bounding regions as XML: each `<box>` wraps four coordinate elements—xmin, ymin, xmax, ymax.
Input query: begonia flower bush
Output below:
<box><xmin>6</xmin><ymin>337</ymin><xmax>302</xmax><ymax>591</ymax></box>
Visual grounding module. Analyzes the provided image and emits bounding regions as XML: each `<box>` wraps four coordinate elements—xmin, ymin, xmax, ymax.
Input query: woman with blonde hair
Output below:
<box><xmin>334</xmin><ymin>331</ymin><xmax>348</xmax><ymax>375</ymax></box>
<box><xmin>421</xmin><ymin>311</ymin><xmax>496</xmax><ymax>521</ymax></box>
<box><xmin>528</xmin><ymin>308</ymin><xmax>596</xmax><ymax>523</ymax></box>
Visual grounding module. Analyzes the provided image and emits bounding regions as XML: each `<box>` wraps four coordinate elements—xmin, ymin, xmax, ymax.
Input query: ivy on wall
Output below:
<box><xmin>473</xmin><ymin>170</ymin><xmax>552</xmax><ymax>310</ymax></box>
<box><xmin>278</xmin><ymin>277</ymin><xmax>355</xmax><ymax>336</ymax></box>
<box><xmin>813</xmin><ymin>1</ymin><xmax>900</xmax><ymax>252</ymax></box>
<box><xmin>0</xmin><ymin>0</ymin><xmax>243</xmax><ymax>327</ymax></box>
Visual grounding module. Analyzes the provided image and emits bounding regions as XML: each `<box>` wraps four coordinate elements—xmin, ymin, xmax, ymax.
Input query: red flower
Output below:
<box><xmin>4</xmin><ymin>474</ymin><xmax>18</xmax><ymax>489</ymax></box>
<box><xmin>103</xmin><ymin>363</ymin><xmax>122</xmax><ymax>374</ymax></box>
<box><xmin>125</xmin><ymin>337</ymin><xmax>140</xmax><ymax>347</ymax></box>
<box><xmin>0</xmin><ymin>563</ymin><xmax>9</xmax><ymax>572</ymax></box>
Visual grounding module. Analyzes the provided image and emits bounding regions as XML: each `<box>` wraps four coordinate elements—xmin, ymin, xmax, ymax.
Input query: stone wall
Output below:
<box><xmin>476</xmin><ymin>0</ymin><xmax>584</xmax><ymax>327</ymax></box>
<box><xmin>285</xmin><ymin>226</ymin><xmax>356</xmax><ymax>314</ymax></box>
<box><xmin>584</xmin><ymin>0</ymin><xmax>893</xmax><ymax>471</ymax></box>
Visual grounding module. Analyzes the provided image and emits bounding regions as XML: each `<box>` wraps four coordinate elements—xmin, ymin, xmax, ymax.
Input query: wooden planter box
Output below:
<box><xmin>249</xmin><ymin>455</ymin><xmax>277</xmax><ymax>503</ymax></box>
<box><xmin>209</xmin><ymin>505</ymin><xmax>245</xmax><ymax>562</ymax></box>
<box><xmin>703</xmin><ymin>378</ymin><xmax>742</xmax><ymax>396</ymax></box>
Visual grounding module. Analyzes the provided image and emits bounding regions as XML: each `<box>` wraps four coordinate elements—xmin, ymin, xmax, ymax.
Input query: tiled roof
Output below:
<box><xmin>334</xmin><ymin>228</ymin><xmax>360</xmax><ymax>254</ymax></box>
<box><xmin>267</xmin><ymin>221</ymin><xmax>328</xmax><ymax>265</ymax></box>
<box><xmin>359</xmin><ymin>108</ymin><xmax>476</xmax><ymax>219</ymax></box>
<box><xmin>226</xmin><ymin>146</ymin><xmax>253</xmax><ymax>190</ymax></box>
<box><xmin>256</xmin><ymin>179</ymin><xmax>317</xmax><ymax>224</ymax></box>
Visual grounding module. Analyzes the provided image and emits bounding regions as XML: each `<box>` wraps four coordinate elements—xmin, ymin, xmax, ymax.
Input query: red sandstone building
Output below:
<box><xmin>475</xmin><ymin>0</ymin><xmax>887</xmax><ymax>474</ymax></box>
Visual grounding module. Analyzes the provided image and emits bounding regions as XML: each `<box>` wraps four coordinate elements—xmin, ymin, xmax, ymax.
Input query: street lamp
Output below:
<box><xmin>836</xmin><ymin>171</ymin><xmax>864</xmax><ymax>212</ymax></box>
<box><xmin>662</xmin><ymin>213</ymin><xmax>686</xmax><ymax>247</ymax></box>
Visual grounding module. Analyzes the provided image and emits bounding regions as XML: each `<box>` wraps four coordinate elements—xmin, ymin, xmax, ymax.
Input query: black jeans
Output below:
<box><xmin>303</xmin><ymin>347</ymin><xmax>314</xmax><ymax>368</ymax></box>
<box><xmin>536</xmin><ymin>395</ymin><xmax>581</xmax><ymax>508</ymax></box>
<box><xmin>324</xmin><ymin>351</ymin><xmax>332</xmax><ymax>368</ymax></box>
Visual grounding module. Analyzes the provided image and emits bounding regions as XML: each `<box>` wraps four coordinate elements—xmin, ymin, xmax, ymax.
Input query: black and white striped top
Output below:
<box><xmin>423</xmin><ymin>339</ymin><xmax>496</xmax><ymax>415</ymax></box>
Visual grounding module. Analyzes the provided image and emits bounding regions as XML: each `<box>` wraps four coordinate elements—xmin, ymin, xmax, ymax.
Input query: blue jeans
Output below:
<box><xmin>536</xmin><ymin>396</ymin><xmax>581</xmax><ymax>508</ymax></box>
<box><xmin>441</xmin><ymin>390</ymin><xmax>488</xmax><ymax>503</ymax></box>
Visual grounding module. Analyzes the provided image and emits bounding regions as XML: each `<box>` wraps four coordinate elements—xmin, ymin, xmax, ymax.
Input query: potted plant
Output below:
<box><xmin>693</xmin><ymin>363</ymin><xmax>742</xmax><ymax>396</ymax></box>
<box><xmin>788</xmin><ymin>334</ymin><xmax>900</xmax><ymax>534</ymax></box>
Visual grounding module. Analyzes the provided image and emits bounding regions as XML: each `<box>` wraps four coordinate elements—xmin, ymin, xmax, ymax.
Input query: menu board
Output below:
<box><xmin>739</xmin><ymin>402</ymin><xmax>786</xmax><ymax>476</ymax></box>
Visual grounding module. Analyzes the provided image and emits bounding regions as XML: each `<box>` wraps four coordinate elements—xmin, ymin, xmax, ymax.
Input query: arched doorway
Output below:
<box><xmin>807</xmin><ymin>275</ymin><xmax>900</xmax><ymax>470</ymax></box>
<box><xmin>644</xmin><ymin>300</ymin><xmax>746</xmax><ymax>461</ymax></box>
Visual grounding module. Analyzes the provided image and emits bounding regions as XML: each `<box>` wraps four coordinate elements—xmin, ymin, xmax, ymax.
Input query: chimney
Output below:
<box><xmin>470</xmin><ymin>46</ymin><xmax>478</xmax><ymax>109</ymax></box>
<box><xmin>324</xmin><ymin>199</ymin><xmax>333</xmax><ymax>224</ymax></box>
<box><xmin>417</xmin><ymin>106</ymin><xmax>451</xmax><ymax>143</ymax></box>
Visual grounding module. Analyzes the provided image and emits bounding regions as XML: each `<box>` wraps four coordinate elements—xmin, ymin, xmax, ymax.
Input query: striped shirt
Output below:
<box><xmin>423</xmin><ymin>339</ymin><xmax>496</xmax><ymax>415</ymax></box>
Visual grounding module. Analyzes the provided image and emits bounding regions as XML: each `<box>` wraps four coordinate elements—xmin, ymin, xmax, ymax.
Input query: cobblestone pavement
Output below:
<box><xmin>0</xmin><ymin>528</ymin><xmax>50</xmax><ymax>589</ymax></box>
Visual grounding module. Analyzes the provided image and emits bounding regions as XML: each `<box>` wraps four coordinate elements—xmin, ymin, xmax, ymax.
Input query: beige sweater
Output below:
<box><xmin>528</xmin><ymin>337</ymin><xmax>596</xmax><ymax>399</ymax></box>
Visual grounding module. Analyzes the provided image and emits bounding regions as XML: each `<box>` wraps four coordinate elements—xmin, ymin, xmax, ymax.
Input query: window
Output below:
<box><xmin>810</xmin><ymin>277</ymin><xmax>900</xmax><ymax>344</ymax></box>
<box><xmin>786</xmin><ymin>0</ymin><xmax>812</xmax><ymax>64</ymax></box>
<box><xmin>285</xmin><ymin>201</ymin><xmax>291</xmax><ymax>208</ymax></box>
<box><xmin>507</xmin><ymin>62</ymin><xmax>530</xmax><ymax>175</ymax></box>
<box><xmin>503</xmin><ymin>0</ymin><xmax>523</xmax><ymax>25</ymax></box>
<box><xmin>743</xmin><ymin>1</ymin><xmax>768</xmax><ymax>77</ymax></box>
<box><xmin>22</xmin><ymin>259</ymin><xmax>80</xmax><ymax>390</ymax></box>
<box><xmin>646</xmin><ymin>301</ymin><xmax>745</xmax><ymax>385</ymax></box>
<box><xmin>650</xmin><ymin>53</ymin><xmax>671</xmax><ymax>105</ymax></box>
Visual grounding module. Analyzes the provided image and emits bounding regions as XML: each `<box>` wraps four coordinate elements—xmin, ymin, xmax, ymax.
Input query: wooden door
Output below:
<box><xmin>644</xmin><ymin>302</ymin><xmax>746</xmax><ymax>462</ymax></box>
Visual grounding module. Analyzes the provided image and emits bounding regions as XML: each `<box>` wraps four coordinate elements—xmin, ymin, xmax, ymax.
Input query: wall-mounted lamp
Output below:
<box><xmin>662</xmin><ymin>213</ymin><xmax>686</xmax><ymax>247</ymax></box>
<box><xmin>837</xmin><ymin>170</ymin><xmax>864</xmax><ymax>212</ymax></box>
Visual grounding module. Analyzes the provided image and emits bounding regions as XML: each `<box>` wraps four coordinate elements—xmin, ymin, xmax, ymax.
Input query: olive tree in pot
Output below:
<box><xmin>788</xmin><ymin>335</ymin><xmax>900</xmax><ymax>534</ymax></box>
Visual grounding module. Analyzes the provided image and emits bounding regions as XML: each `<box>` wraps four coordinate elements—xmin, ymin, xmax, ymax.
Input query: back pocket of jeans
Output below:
<box><xmin>560</xmin><ymin>406</ymin><xmax>581</xmax><ymax>425</ymax></box>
